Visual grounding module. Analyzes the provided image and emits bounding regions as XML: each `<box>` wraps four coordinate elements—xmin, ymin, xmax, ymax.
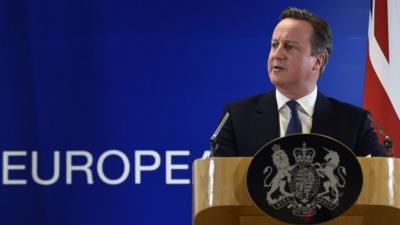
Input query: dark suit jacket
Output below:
<box><xmin>213</xmin><ymin>90</ymin><xmax>388</xmax><ymax>157</ymax></box>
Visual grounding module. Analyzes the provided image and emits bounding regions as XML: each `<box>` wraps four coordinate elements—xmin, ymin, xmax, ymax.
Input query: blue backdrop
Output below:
<box><xmin>1</xmin><ymin>0</ymin><xmax>370</xmax><ymax>225</ymax></box>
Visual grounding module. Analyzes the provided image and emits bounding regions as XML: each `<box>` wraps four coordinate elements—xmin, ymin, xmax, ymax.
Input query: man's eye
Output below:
<box><xmin>271</xmin><ymin>43</ymin><xmax>279</xmax><ymax>49</ymax></box>
<box><xmin>286</xmin><ymin>45</ymin><xmax>296</xmax><ymax>51</ymax></box>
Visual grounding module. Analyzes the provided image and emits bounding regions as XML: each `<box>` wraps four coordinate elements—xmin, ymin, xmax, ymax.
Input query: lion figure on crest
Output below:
<box><xmin>264</xmin><ymin>145</ymin><xmax>294</xmax><ymax>204</ymax></box>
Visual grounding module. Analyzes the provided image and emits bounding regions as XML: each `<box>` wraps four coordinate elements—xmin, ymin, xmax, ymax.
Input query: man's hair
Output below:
<box><xmin>280</xmin><ymin>7</ymin><xmax>333</xmax><ymax>74</ymax></box>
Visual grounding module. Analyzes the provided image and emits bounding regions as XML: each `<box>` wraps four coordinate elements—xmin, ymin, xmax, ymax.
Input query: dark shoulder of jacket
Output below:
<box><xmin>325</xmin><ymin>96</ymin><xmax>367</xmax><ymax>116</ymax></box>
<box><xmin>224</xmin><ymin>92</ymin><xmax>273</xmax><ymax>113</ymax></box>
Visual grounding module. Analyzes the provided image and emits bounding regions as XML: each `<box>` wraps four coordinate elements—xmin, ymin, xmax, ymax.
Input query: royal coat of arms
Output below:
<box><xmin>263</xmin><ymin>143</ymin><xmax>347</xmax><ymax>217</ymax></box>
<box><xmin>247</xmin><ymin>134</ymin><xmax>362</xmax><ymax>224</ymax></box>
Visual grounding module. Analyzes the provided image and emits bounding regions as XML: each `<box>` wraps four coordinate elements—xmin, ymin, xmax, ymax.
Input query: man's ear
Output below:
<box><xmin>313</xmin><ymin>53</ymin><xmax>326</xmax><ymax>72</ymax></box>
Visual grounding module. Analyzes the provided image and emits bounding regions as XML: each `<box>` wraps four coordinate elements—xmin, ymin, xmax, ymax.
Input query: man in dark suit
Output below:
<box><xmin>213</xmin><ymin>7</ymin><xmax>388</xmax><ymax>157</ymax></box>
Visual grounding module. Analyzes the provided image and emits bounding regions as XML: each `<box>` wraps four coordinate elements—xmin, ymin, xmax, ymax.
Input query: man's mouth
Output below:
<box><xmin>272</xmin><ymin>65</ymin><xmax>285</xmax><ymax>71</ymax></box>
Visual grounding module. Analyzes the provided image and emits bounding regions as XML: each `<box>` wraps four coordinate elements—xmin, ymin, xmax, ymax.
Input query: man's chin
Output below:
<box><xmin>269</xmin><ymin>75</ymin><xmax>285</xmax><ymax>86</ymax></box>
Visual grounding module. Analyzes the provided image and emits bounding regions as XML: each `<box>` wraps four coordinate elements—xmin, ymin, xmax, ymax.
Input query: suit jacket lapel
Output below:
<box><xmin>254</xmin><ymin>91</ymin><xmax>280</xmax><ymax>149</ymax></box>
<box><xmin>253</xmin><ymin>91</ymin><xmax>336</xmax><ymax>150</ymax></box>
<box><xmin>311</xmin><ymin>92</ymin><xmax>336</xmax><ymax>134</ymax></box>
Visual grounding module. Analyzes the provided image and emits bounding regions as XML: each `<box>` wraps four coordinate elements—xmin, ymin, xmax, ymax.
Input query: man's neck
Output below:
<box><xmin>276</xmin><ymin>85</ymin><xmax>316</xmax><ymax>100</ymax></box>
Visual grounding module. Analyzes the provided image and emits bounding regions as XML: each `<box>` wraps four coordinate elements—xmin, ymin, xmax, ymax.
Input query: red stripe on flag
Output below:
<box><xmin>374</xmin><ymin>0</ymin><xmax>390</xmax><ymax>61</ymax></box>
<box><xmin>364</xmin><ymin>52</ymin><xmax>400</xmax><ymax>157</ymax></box>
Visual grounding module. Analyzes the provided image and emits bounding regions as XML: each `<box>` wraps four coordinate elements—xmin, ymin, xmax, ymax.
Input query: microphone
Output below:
<box><xmin>367</xmin><ymin>113</ymin><xmax>394</xmax><ymax>157</ymax></box>
<box><xmin>209</xmin><ymin>112</ymin><xmax>230</xmax><ymax>157</ymax></box>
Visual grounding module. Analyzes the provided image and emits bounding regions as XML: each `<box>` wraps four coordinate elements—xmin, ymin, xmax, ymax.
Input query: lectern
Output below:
<box><xmin>193</xmin><ymin>157</ymin><xmax>400</xmax><ymax>225</ymax></box>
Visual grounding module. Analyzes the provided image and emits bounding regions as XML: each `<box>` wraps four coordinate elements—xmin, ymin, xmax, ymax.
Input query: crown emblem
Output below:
<box><xmin>293</xmin><ymin>142</ymin><xmax>315</xmax><ymax>163</ymax></box>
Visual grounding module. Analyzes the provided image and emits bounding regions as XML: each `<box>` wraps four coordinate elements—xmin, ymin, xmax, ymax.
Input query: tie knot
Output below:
<box><xmin>286</xmin><ymin>100</ymin><xmax>298</xmax><ymax>112</ymax></box>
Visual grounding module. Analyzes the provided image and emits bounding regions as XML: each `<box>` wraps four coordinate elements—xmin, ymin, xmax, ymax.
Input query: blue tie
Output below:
<box><xmin>286</xmin><ymin>100</ymin><xmax>302</xmax><ymax>135</ymax></box>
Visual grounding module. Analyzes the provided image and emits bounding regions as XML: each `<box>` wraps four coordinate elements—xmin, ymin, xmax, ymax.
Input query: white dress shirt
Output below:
<box><xmin>276</xmin><ymin>87</ymin><xmax>318</xmax><ymax>137</ymax></box>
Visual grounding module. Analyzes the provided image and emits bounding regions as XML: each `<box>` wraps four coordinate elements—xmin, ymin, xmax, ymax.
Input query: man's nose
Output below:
<box><xmin>272</xmin><ymin>44</ymin><xmax>286</xmax><ymax>59</ymax></box>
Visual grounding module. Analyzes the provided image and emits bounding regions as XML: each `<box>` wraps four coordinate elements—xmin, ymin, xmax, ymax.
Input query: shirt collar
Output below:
<box><xmin>275</xmin><ymin>86</ymin><xmax>318</xmax><ymax>116</ymax></box>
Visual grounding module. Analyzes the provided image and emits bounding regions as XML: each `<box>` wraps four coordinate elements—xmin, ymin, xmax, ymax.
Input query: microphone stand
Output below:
<box><xmin>209</xmin><ymin>112</ymin><xmax>230</xmax><ymax>157</ymax></box>
<box><xmin>367</xmin><ymin>114</ymin><xmax>394</xmax><ymax>157</ymax></box>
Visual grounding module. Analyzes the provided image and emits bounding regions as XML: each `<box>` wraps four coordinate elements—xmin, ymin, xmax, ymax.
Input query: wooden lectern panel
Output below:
<box><xmin>192</xmin><ymin>157</ymin><xmax>400</xmax><ymax>225</ymax></box>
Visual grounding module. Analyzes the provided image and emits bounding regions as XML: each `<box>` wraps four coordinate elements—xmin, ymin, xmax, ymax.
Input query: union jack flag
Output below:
<box><xmin>364</xmin><ymin>0</ymin><xmax>400</xmax><ymax>157</ymax></box>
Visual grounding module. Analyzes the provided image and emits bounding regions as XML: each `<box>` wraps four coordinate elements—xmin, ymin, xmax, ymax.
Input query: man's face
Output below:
<box><xmin>267</xmin><ymin>18</ymin><xmax>322</xmax><ymax>94</ymax></box>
